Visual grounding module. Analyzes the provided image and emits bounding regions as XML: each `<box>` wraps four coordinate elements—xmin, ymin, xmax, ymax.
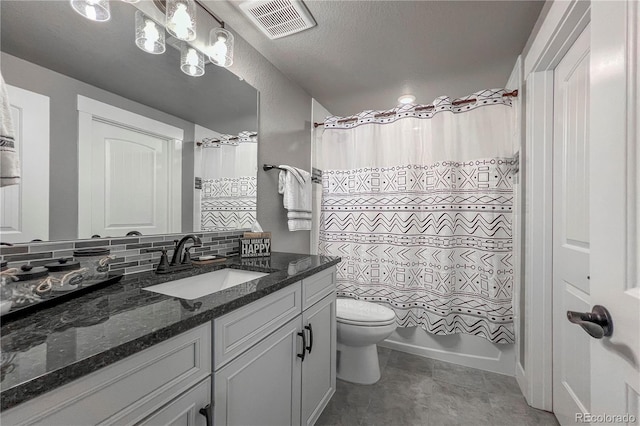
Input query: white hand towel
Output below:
<box><xmin>277</xmin><ymin>165</ymin><xmax>312</xmax><ymax>231</ymax></box>
<box><xmin>0</xmin><ymin>73</ymin><xmax>19</xmax><ymax>187</ymax></box>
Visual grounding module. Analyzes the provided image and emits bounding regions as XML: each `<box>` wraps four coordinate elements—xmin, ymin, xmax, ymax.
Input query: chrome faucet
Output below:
<box><xmin>170</xmin><ymin>234</ymin><xmax>202</xmax><ymax>266</ymax></box>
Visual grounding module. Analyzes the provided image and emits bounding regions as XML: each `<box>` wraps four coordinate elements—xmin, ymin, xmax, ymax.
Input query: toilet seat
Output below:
<box><xmin>336</xmin><ymin>298</ymin><xmax>396</xmax><ymax>327</ymax></box>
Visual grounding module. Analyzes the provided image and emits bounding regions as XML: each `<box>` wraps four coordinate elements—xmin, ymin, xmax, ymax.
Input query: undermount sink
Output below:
<box><xmin>143</xmin><ymin>268</ymin><xmax>268</xmax><ymax>300</ymax></box>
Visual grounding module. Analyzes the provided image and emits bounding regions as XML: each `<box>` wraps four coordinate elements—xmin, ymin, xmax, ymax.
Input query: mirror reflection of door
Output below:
<box><xmin>0</xmin><ymin>85</ymin><xmax>49</xmax><ymax>243</ymax></box>
<box><xmin>77</xmin><ymin>96</ymin><xmax>183</xmax><ymax>239</ymax></box>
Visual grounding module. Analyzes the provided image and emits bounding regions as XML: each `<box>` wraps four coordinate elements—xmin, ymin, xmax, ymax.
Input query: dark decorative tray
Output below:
<box><xmin>2</xmin><ymin>272</ymin><xmax>124</xmax><ymax>322</ymax></box>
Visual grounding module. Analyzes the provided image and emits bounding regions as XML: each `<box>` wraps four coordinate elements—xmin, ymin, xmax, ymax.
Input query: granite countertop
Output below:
<box><xmin>0</xmin><ymin>252</ymin><xmax>341</xmax><ymax>411</ymax></box>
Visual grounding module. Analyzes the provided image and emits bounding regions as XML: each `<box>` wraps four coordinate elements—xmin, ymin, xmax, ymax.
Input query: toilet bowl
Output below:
<box><xmin>336</xmin><ymin>298</ymin><xmax>396</xmax><ymax>385</ymax></box>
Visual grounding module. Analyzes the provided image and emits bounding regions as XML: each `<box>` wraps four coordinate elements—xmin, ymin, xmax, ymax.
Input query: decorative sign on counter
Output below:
<box><xmin>239</xmin><ymin>232</ymin><xmax>272</xmax><ymax>258</ymax></box>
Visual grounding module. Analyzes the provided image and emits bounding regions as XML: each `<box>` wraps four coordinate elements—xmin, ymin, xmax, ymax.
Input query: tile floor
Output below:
<box><xmin>317</xmin><ymin>347</ymin><xmax>559</xmax><ymax>426</ymax></box>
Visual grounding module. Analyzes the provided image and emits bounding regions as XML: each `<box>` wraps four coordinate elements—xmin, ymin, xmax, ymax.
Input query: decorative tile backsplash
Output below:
<box><xmin>0</xmin><ymin>230</ymin><xmax>245</xmax><ymax>276</ymax></box>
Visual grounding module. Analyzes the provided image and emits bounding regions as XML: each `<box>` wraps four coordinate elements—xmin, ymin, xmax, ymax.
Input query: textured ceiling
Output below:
<box><xmin>203</xmin><ymin>0</ymin><xmax>545</xmax><ymax>116</ymax></box>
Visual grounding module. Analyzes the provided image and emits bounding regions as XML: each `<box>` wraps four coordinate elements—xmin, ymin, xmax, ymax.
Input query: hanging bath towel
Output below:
<box><xmin>278</xmin><ymin>165</ymin><xmax>312</xmax><ymax>231</ymax></box>
<box><xmin>0</xmin><ymin>73</ymin><xmax>19</xmax><ymax>187</ymax></box>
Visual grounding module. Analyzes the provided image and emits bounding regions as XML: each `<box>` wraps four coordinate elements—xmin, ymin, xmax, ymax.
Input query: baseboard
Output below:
<box><xmin>515</xmin><ymin>362</ymin><xmax>528</xmax><ymax>401</ymax></box>
<box><xmin>380</xmin><ymin>337</ymin><xmax>516</xmax><ymax>376</ymax></box>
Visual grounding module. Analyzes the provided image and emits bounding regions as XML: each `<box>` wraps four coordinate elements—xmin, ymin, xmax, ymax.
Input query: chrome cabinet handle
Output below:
<box><xmin>304</xmin><ymin>324</ymin><xmax>313</xmax><ymax>354</ymax></box>
<box><xmin>567</xmin><ymin>305</ymin><xmax>613</xmax><ymax>339</ymax></box>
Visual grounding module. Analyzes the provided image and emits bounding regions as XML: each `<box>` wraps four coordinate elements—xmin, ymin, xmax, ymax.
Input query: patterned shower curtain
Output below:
<box><xmin>318</xmin><ymin>89</ymin><xmax>516</xmax><ymax>343</ymax></box>
<box><xmin>200</xmin><ymin>132</ymin><xmax>258</xmax><ymax>231</ymax></box>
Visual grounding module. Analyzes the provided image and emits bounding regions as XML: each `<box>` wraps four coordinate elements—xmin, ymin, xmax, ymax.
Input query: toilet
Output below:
<box><xmin>336</xmin><ymin>298</ymin><xmax>397</xmax><ymax>385</ymax></box>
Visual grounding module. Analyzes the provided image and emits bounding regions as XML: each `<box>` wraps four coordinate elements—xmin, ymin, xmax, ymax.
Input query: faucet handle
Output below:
<box><xmin>143</xmin><ymin>248</ymin><xmax>171</xmax><ymax>274</ymax></box>
<box><xmin>182</xmin><ymin>246</ymin><xmax>193</xmax><ymax>264</ymax></box>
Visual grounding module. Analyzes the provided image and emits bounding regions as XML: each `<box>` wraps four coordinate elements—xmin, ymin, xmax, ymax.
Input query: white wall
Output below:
<box><xmin>310</xmin><ymin>99</ymin><xmax>332</xmax><ymax>255</ymax></box>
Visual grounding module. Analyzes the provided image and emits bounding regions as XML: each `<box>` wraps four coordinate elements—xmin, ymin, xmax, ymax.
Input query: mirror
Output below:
<box><xmin>0</xmin><ymin>0</ymin><xmax>259</xmax><ymax>243</ymax></box>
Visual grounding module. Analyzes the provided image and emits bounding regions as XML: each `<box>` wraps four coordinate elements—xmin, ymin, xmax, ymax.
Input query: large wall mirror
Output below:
<box><xmin>0</xmin><ymin>0</ymin><xmax>259</xmax><ymax>244</ymax></box>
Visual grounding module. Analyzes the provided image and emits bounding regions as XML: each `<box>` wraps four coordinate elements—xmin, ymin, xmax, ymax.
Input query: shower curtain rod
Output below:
<box><xmin>313</xmin><ymin>89</ymin><xmax>519</xmax><ymax>128</ymax></box>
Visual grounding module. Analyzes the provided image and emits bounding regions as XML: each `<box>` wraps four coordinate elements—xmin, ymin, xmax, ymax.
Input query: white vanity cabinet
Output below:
<box><xmin>213</xmin><ymin>267</ymin><xmax>337</xmax><ymax>426</ymax></box>
<box><xmin>1</xmin><ymin>323</ymin><xmax>212</xmax><ymax>426</ymax></box>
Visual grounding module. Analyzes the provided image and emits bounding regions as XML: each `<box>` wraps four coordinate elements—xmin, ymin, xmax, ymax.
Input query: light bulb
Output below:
<box><xmin>208</xmin><ymin>27</ymin><xmax>234</xmax><ymax>67</ymax></box>
<box><xmin>135</xmin><ymin>11</ymin><xmax>165</xmax><ymax>54</ymax></box>
<box><xmin>398</xmin><ymin>94</ymin><xmax>416</xmax><ymax>104</ymax></box>
<box><xmin>143</xmin><ymin>20</ymin><xmax>160</xmax><ymax>52</ymax></box>
<box><xmin>180</xmin><ymin>44</ymin><xmax>204</xmax><ymax>77</ymax></box>
<box><xmin>210</xmin><ymin>37</ymin><xmax>228</xmax><ymax>65</ymax></box>
<box><xmin>70</xmin><ymin>0</ymin><xmax>110</xmax><ymax>22</ymax></box>
<box><xmin>168</xmin><ymin>2</ymin><xmax>195</xmax><ymax>41</ymax></box>
<box><xmin>86</xmin><ymin>4</ymin><xmax>97</xmax><ymax>20</ymax></box>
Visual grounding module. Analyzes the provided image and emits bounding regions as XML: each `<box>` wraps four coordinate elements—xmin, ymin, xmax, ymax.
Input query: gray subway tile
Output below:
<box><xmin>29</xmin><ymin>242</ymin><xmax>74</xmax><ymax>253</ymax></box>
<box><xmin>0</xmin><ymin>246</ymin><xmax>29</xmax><ymax>256</ymax></box>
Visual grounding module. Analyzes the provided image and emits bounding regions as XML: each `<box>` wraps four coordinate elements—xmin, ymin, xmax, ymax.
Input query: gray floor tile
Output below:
<box><xmin>385</xmin><ymin>350</ymin><xmax>434</xmax><ymax>376</ymax></box>
<box><xmin>431</xmin><ymin>359</ymin><xmax>485</xmax><ymax>390</ymax></box>
<box><xmin>360</xmin><ymin>394</ymin><xmax>429</xmax><ymax>426</ymax></box>
<box><xmin>427</xmin><ymin>380</ymin><xmax>492</xmax><ymax>425</ymax></box>
<box><xmin>317</xmin><ymin>379</ymin><xmax>373</xmax><ymax>426</ymax></box>
<box><xmin>482</xmin><ymin>370</ymin><xmax>522</xmax><ymax>394</ymax></box>
<box><xmin>318</xmin><ymin>349</ymin><xmax>559</xmax><ymax>426</ymax></box>
<box><xmin>371</xmin><ymin>365</ymin><xmax>434</xmax><ymax>404</ymax></box>
<box><xmin>377</xmin><ymin>346</ymin><xmax>392</xmax><ymax>374</ymax></box>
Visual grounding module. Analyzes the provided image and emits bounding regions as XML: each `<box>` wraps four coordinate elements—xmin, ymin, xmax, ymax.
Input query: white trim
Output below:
<box><xmin>77</xmin><ymin>96</ymin><xmax>184</xmax><ymax>140</ymax></box>
<box><xmin>524</xmin><ymin>0</ymin><xmax>590</xmax><ymax>77</ymax></box>
<box><xmin>521</xmin><ymin>0</ymin><xmax>591</xmax><ymax>412</ymax></box>
<box><xmin>380</xmin><ymin>339</ymin><xmax>515</xmax><ymax>376</ymax></box>
<box><xmin>77</xmin><ymin>95</ymin><xmax>183</xmax><ymax>238</ymax></box>
<box><xmin>515</xmin><ymin>362</ymin><xmax>528</xmax><ymax>401</ymax></box>
<box><xmin>506</xmin><ymin>55</ymin><xmax>524</xmax><ymax>383</ymax></box>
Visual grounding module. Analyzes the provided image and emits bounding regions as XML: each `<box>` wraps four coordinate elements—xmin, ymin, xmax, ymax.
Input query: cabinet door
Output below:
<box><xmin>214</xmin><ymin>318</ymin><xmax>302</xmax><ymax>426</ymax></box>
<box><xmin>301</xmin><ymin>294</ymin><xmax>336</xmax><ymax>426</ymax></box>
<box><xmin>137</xmin><ymin>378</ymin><xmax>210</xmax><ymax>426</ymax></box>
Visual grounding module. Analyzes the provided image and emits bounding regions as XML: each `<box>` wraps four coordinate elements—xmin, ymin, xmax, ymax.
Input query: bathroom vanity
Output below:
<box><xmin>0</xmin><ymin>253</ymin><xmax>340</xmax><ymax>426</ymax></box>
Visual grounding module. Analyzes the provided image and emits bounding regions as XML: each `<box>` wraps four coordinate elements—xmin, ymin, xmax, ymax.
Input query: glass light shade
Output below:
<box><xmin>208</xmin><ymin>27</ymin><xmax>234</xmax><ymax>67</ymax></box>
<box><xmin>69</xmin><ymin>0</ymin><xmax>110</xmax><ymax>22</ymax></box>
<box><xmin>180</xmin><ymin>44</ymin><xmax>205</xmax><ymax>77</ymax></box>
<box><xmin>166</xmin><ymin>0</ymin><xmax>196</xmax><ymax>41</ymax></box>
<box><xmin>121</xmin><ymin>0</ymin><xmax>139</xmax><ymax>2</ymax></box>
<box><xmin>135</xmin><ymin>11</ymin><xmax>165</xmax><ymax>54</ymax></box>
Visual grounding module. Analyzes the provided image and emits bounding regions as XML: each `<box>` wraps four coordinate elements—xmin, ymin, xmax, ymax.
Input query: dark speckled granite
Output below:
<box><xmin>0</xmin><ymin>252</ymin><xmax>340</xmax><ymax>411</ymax></box>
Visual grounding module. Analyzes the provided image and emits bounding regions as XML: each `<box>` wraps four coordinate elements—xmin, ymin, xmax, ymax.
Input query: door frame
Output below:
<box><xmin>521</xmin><ymin>0</ymin><xmax>590</xmax><ymax>411</ymax></box>
<box><xmin>77</xmin><ymin>95</ymin><xmax>183</xmax><ymax>238</ymax></box>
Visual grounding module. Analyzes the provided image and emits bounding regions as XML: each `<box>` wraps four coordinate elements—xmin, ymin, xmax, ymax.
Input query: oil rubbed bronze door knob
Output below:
<box><xmin>567</xmin><ymin>305</ymin><xmax>613</xmax><ymax>339</ymax></box>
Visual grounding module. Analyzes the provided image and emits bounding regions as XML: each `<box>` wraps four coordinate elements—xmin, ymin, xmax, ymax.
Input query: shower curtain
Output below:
<box><xmin>201</xmin><ymin>132</ymin><xmax>257</xmax><ymax>231</ymax></box>
<box><xmin>318</xmin><ymin>89</ymin><xmax>516</xmax><ymax>343</ymax></box>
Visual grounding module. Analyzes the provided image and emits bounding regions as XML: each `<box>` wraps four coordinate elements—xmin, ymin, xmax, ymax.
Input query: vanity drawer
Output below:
<box><xmin>302</xmin><ymin>267</ymin><xmax>336</xmax><ymax>310</ymax></box>
<box><xmin>2</xmin><ymin>323</ymin><xmax>211</xmax><ymax>426</ymax></box>
<box><xmin>214</xmin><ymin>282</ymin><xmax>302</xmax><ymax>370</ymax></box>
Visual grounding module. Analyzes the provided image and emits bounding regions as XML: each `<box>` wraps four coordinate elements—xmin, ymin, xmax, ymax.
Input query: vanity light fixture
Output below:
<box><xmin>135</xmin><ymin>11</ymin><xmax>166</xmax><ymax>54</ymax></box>
<box><xmin>398</xmin><ymin>94</ymin><xmax>416</xmax><ymax>104</ymax></box>
<box><xmin>69</xmin><ymin>0</ymin><xmax>110</xmax><ymax>22</ymax></box>
<box><xmin>166</xmin><ymin>0</ymin><xmax>197</xmax><ymax>41</ymax></box>
<box><xmin>180</xmin><ymin>43</ymin><xmax>205</xmax><ymax>76</ymax></box>
<box><xmin>208</xmin><ymin>27</ymin><xmax>234</xmax><ymax>67</ymax></box>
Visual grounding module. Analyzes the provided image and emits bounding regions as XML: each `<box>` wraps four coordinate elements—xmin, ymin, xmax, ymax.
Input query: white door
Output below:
<box><xmin>90</xmin><ymin>120</ymin><xmax>171</xmax><ymax>237</ymax></box>
<box><xmin>77</xmin><ymin>96</ymin><xmax>183</xmax><ymax>238</ymax></box>
<box><xmin>552</xmin><ymin>24</ymin><xmax>591</xmax><ymax>425</ymax></box>
<box><xmin>589</xmin><ymin>1</ymin><xmax>639</xmax><ymax>423</ymax></box>
<box><xmin>0</xmin><ymin>85</ymin><xmax>49</xmax><ymax>243</ymax></box>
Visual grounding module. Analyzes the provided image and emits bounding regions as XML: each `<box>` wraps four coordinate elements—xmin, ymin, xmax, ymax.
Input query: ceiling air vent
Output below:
<box><xmin>239</xmin><ymin>0</ymin><xmax>316</xmax><ymax>40</ymax></box>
